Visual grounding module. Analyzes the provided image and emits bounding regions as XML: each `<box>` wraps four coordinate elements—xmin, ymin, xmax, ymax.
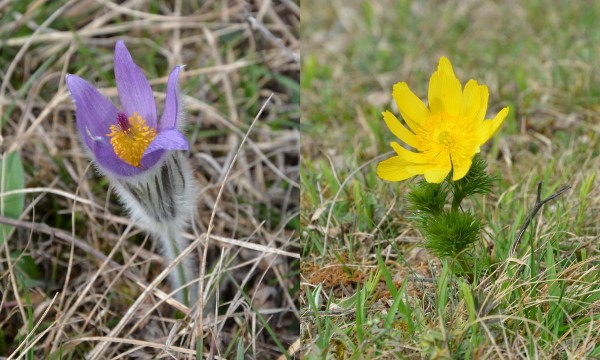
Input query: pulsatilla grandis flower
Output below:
<box><xmin>66</xmin><ymin>40</ymin><xmax>189</xmax><ymax>177</ymax></box>
<box><xmin>66</xmin><ymin>41</ymin><xmax>197</xmax><ymax>306</ymax></box>
<box><xmin>377</xmin><ymin>56</ymin><xmax>509</xmax><ymax>183</ymax></box>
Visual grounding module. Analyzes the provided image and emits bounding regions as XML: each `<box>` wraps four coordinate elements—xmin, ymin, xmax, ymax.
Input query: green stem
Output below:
<box><xmin>455</xmin><ymin>255</ymin><xmax>475</xmax><ymax>283</ymax></box>
<box><xmin>166</xmin><ymin>226</ymin><xmax>190</xmax><ymax>306</ymax></box>
<box><xmin>447</xmin><ymin>176</ymin><xmax>462</xmax><ymax>212</ymax></box>
<box><xmin>456</xmin><ymin>255</ymin><xmax>470</xmax><ymax>274</ymax></box>
<box><xmin>451</xmin><ymin>195</ymin><xmax>462</xmax><ymax>212</ymax></box>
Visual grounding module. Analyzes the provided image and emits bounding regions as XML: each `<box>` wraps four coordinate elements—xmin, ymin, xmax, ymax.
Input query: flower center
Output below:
<box><xmin>437</xmin><ymin>130</ymin><xmax>452</xmax><ymax>146</ymax></box>
<box><xmin>417</xmin><ymin>112</ymin><xmax>475</xmax><ymax>163</ymax></box>
<box><xmin>107</xmin><ymin>111</ymin><xmax>157</xmax><ymax>167</ymax></box>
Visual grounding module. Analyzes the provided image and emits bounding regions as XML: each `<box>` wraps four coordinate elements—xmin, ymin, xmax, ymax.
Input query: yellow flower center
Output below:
<box><xmin>107</xmin><ymin>111</ymin><xmax>157</xmax><ymax>167</ymax></box>
<box><xmin>437</xmin><ymin>130</ymin><xmax>452</xmax><ymax>146</ymax></box>
<box><xmin>417</xmin><ymin>112</ymin><xmax>476</xmax><ymax>165</ymax></box>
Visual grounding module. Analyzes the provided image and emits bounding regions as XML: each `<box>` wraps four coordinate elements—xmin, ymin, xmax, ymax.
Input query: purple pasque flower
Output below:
<box><xmin>66</xmin><ymin>40</ymin><xmax>189</xmax><ymax>178</ymax></box>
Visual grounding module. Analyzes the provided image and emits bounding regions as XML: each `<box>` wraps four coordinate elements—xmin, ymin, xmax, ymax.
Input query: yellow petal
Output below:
<box><xmin>428</xmin><ymin>66</ymin><xmax>443</xmax><ymax>115</ymax></box>
<box><xmin>392</xmin><ymin>82</ymin><xmax>430</xmax><ymax>132</ymax></box>
<box><xmin>462</xmin><ymin>80</ymin><xmax>482</xmax><ymax>121</ymax></box>
<box><xmin>390</xmin><ymin>141</ymin><xmax>427</xmax><ymax>164</ymax></box>
<box><xmin>424</xmin><ymin>165</ymin><xmax>452</xmax><ymax>183</ymax></box>
<box><xmin>452</xmin><ymin>157</ymin><xmax>473</xmax><ymax>181</ymax></box>
<box><xmin>429</xmin><ymin>57</ymin><xmax>463</xmax><ymax>117</ymax></box>
<box><xmin>474</xmin><ymin>84</ymin><xmax>489</xmax><ymax>124</ymax></box>
<box><xmin>382</xmin><ymin>111</ymin><xmax>418</xmax><ymax>148</ymax></box>
<box><xmin>404</xmin><ymin>151</ymin><xmax>451</xmax><ymax>183</ymax></box>
<box><xmin>376</xmin><ymin>156</ymin><xmax>414</xmax><ymax>181</ymax></box>
<box><xmin>477</xmin><ymin>107</ymin><xmax>509</xmax><ymax>145</ymax></box>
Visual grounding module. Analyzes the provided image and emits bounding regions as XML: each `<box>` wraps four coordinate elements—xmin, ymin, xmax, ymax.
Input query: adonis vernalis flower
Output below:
<box><xmin>66</xmin><ymin>41</ymin><xmax>197</xmax><ymax>305</ymax></box>
<box><xmin>377</xmin><ymin>56</ymin><xmax>509</xmax><ymax>183</ymax></box>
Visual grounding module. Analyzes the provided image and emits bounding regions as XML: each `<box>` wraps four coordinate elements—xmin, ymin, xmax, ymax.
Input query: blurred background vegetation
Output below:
<box><xmin>301</xmin><ymin>0</ymin><xmax>600</xmax><ymax>358</ymax></box>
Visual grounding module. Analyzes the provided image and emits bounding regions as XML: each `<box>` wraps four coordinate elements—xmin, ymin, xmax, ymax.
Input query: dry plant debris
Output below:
<box><xmin>0</xmin><ymin>1</ymin><xmax>299</xmax><ymax>359</ymax></box>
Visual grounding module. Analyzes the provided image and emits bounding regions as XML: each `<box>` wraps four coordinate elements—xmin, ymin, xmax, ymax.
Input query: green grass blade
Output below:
<box><xmin>0</xmin><ymin>151</ymin><xmax>25</xmax><ymax>247</ymax></box>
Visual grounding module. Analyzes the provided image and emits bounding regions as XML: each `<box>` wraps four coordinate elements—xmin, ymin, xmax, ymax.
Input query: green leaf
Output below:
<box><xmin>12</xmin><ymin>253</ymin><xmax>42</xmax><ymax>287</ymax></box>
<box><xmin>576</xmin><ymin>171</ymin><xmax>595</xmax><ymax>233</ymax></box>
<box><xmin>0</xmin><ymin>151</ymin><xmax>25</xmax><ymax>246</ymax></box>
<box><xmin>355</xmin><ymin>283</ymin><xmax>365</xmax><ymax>343</ymax></box>
<box><xmin>236</xmin><ymin>338</ymin><xmax>245</xmax><ymax>360</ymax></box>
<box><xmin>376</xmin><ymin>249</ymin><xmax>397</xmax><ymax>298</ymax></box>
<box><xmin>436</xmin><ymin>259</ymin><xmax>451</xmax><ymax>322</ymax></box>
<box><xmin>407</xmin><ymin>180</ymin><xmax>448</xmax><ymax>216</ymax></box>
<box><xmin>460</xmin><ymin>281</ymin><xmax>477</xmax><ymax>324</ymax></box>
<box><xmin>420</xmin><ymin>210</ymin><xmax>482</xmax><ymax>259</ymax></box>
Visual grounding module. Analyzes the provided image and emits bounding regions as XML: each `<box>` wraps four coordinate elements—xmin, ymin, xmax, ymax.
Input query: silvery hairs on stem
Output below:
<box><xmin>66</xmin><ymin>40</ymin><xmax>198</xmax><ymax>306</ymax></box>
<box><xmin>112</xmin><ymin>152</ymin><xmax>198</xmax><ymax>306</ymax></box>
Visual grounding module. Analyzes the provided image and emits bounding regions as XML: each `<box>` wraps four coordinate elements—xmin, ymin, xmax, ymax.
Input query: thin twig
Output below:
<box><xmin>244</xmin><ymin>9</ymin><xmax>299</xmax><ymax>64</ymax></box>
<box><xmin>0</xmin><ymin>215</ymin><xmax>188</xmax><ymax>312</ymax></box>
<box><xmin>0</xmin><ymin>215</ymin><xmax>118</xmax><ymax>269</ymax></box>
<box><xmin>6</xmin><ymin>293</ymin><xmax>59</xmax><ymax>360</ymax></box>
<box><xmin>509</xmin><ymin>182</ymin><xmax>571</xmax><ymax>257</ymax></box>
<box><xmin>196</xmin><ymin>93</ymin><xmax>274</xmax><ymax>352</ymax></box>
<box><xmin>323</xmin><ymin>152</ymin><xmax>394</xmax><ymax>255</ymax></box>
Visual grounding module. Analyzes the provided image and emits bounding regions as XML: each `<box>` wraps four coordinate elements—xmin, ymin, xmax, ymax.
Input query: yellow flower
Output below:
<box><xmin>377</xmin><ymin>57</ymin><xmax>509</xmax><ymax>183</ymax></box>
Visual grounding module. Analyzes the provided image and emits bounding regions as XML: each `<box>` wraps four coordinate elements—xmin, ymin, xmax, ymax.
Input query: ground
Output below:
<box><xmin>301</xmin><ymin>0</ymin><xmax>600</xmax><ymax>358</ymax></box>
<box><xmin>0</xmin><ymin>1</ymin><xmax>299</xmax><ymax>359</ymax></box>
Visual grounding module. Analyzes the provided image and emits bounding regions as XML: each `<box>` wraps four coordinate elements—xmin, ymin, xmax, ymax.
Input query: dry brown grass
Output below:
<box><xmin>0</xmin><ymin>1</ymin><xmax>299</xmax><ymax>359</ymax></box>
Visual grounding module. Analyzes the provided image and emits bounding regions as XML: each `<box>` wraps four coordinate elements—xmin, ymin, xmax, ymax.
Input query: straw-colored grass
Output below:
<box><xmin>0</xmin><ymin>1</ymin><xmax>299</xmax><ymax>359</ymax></box>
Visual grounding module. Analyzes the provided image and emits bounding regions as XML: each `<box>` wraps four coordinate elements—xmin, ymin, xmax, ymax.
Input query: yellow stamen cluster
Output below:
<box><xmin>107</xmin><ymin>112</ymin><xmax>157</xmax><ymax>167</ymax></box>
<box><xmin>417</xmin><ymin>112</ymin><xmax>478</xmax><ymax>169</ymax></box>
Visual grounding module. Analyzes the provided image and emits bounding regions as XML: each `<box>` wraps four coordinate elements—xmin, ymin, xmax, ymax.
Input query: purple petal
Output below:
<box><xmin>114</xmin><ymin>40</ymin><xmax>157</xmax><ymax>127</ymax></box>
<box><xmin>159</xmin><ymin>66</ymin><xmax>182</xmax><ymax>131</ymax></box>
<box><xmin>139</xmin><ymin>129</ymin><xmax>188</xmax><ymax>170</ymax></box>
<box><xmin>65</xmin><ymin>74</ymin><xmax>119</xmax><ymax>152</ymax></box>
<box><xmin>140</xmin><ymin>149</ymin><xmax>165</xmax><ymax>169</ymax></box>
<box><xmin>91</xmin><ymin>137</ymin><xmax>148</xmax><ymax>177</ymax></box>
<box><xmin>142</xmin><ymin>129</ymin><xmax>189</xmax><ymax>158</ymax></box>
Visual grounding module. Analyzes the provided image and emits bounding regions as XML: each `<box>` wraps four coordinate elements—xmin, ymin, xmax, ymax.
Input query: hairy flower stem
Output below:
<box><xmin>160</xmin><ymin>223</ymin><xmax>196</xmax><ymax>305</ymax></box>
<box><xmin>112</xmin><ymin>152</ymin><xmax>197</xmax><ymax>306</ymax></box>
